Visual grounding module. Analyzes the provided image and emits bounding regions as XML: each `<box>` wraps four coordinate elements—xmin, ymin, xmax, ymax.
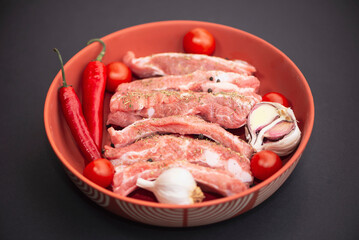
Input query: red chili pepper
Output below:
<box><xmin>82</xmin><ymin>39</ymin><xmax>107</xmax><ymax>151</ymax></box>
<box><xmin>54</xmin><ymin>48</ymin><xmax>101</xmax><ymax>162</ymax></box>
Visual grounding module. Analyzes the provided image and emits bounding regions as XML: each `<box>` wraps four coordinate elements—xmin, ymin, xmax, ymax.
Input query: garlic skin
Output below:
<box><xmin>246</xmin><ymin>102</ymin><xmax>301</xmax><ymax>156</ymax></box>
<box><xmin>136</xmin><ymin>167</ymin><xmax>205</xmax><ymax>205</ymax></box>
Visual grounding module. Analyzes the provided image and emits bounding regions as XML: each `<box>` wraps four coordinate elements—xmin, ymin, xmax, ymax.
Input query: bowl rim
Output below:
<box><xmin>44</xmin><ymin>20</ymin><xmax>315</xmax><ymax>209</ymax></box>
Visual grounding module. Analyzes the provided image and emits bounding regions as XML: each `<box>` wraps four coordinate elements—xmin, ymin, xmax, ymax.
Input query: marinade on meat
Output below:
<box><xmin>104</xmin><ymin>134</ymin><xmax>253</xmax><ymax>184</ymax></box>
<box><xmin>108</xmin><ymin>90</ymin><xmax>261</xmax><ymax>129</ymax></box>
<box><xmin>114</xmin><ymin>70</ymin><xmax>260</xmax><ymax>94</ymax></box>
<box><xmin>107</xmin><ymin>115</ymin><xmax>253</xmax><ymax>159</ymax></box>
<box><xmin>112</xmin><ymin>160</ymin><xmax>249</xmax><ymax>197</ymax></box>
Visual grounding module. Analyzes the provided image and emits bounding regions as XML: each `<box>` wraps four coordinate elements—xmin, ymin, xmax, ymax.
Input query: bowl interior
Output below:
<box><xmin>44</xmin><ymin>20</ymin><xmax>314</xmax><ymax>205</ymax></box>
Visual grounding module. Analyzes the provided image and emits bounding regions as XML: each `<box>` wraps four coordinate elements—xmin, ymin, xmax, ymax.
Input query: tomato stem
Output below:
<box><xmin>87</xmin><ymin>38</ymin><xmax>106</xmax><ymax>62</ymax></box>
<box><xmin>53</xmin><ymin>48</ymin><xmax>68</xmax><ymax>87</ymax></box>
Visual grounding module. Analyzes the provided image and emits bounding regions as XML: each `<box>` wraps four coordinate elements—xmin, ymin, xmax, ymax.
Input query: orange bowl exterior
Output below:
<box><xmin>44</xmin><ymin>20</ymin><xmax>314</xmax><ymax>227</ymax></box>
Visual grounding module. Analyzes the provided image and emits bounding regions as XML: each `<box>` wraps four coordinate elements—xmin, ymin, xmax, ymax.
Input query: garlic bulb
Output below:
<box><xmin>245</xmin><ymin>102</ymin><xmax>301</xmax><ymax>156</ymax></box>
<box><xmin>136</xmin><ymin>167</ymin><xmax>205</xmax><ymax>205</ymax></box>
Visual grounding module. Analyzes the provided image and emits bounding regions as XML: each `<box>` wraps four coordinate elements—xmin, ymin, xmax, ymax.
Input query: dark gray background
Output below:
<box><xmin>1</xmin><ymin>0</ymin><xmax>358</xmax><ymax>239</ymax></box>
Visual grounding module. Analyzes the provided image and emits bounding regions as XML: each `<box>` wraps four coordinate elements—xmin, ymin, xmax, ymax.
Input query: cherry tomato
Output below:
<box><xmin>262</xmin><ymin>92</ymin><xmax>290</xmax><ymax>107</ymax></box>
<box><xmin>83</xmin><ymin>158</ymin><xmax>114</xmax><ymax>188</ymax></box>
<box><xmin>106</xmin><ymin>62</ymin><xmax>132</xmax><ymax>93</ymax></box>
<box><xmin>183</xmin><ymin>28</ymin><xmax>215</xmax><ymax>55</ymax></box>
<box><xmin>250</xmin><ymin>150</ymin><xmax>282</xmax><ymax>181</ymax></box>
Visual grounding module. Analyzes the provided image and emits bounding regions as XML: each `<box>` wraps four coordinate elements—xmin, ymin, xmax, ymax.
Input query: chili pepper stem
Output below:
<box><xmin>53</xmin><ymin>48</ymin><xmax>68</xmax><ymax>87</ymax></box>
<box><xmin>87</xmin><ymin>39</ymin><xmax>106</xmax><ymax>62</ymax></box>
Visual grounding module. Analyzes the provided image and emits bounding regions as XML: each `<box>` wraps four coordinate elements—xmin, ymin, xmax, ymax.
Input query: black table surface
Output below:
<box><xmin>1</xmin><ymin>0</ymin><xmax>358</xmax><ymax>239</ymax></box>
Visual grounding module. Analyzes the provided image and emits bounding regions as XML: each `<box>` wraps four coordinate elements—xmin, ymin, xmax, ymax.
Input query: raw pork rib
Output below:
<box><xmin>104</xmin><ymin>134</ymin><xmax>252</xmax><ymax>184</ymax></box>
<box><xmin>107</xmin><ymin>115</ymin><xmax>253</xmax><ymax>159</ymax></box>
<box><xmin>112</xmin><ymin>160</ymin><xmax>249</xmax><ymax>197</ymax></box>
<box><xmin>123</xmin><ymin>51</ymin><xmax>256</xmax><ymax>78</ymax></box>
<box><xmin>108</xmin><ymin>90</ymin><xmax>260</xmax><ymax>129</ymax></box>
<box><xmin>114</xmin><ymin>70</ymin><xmax>260</xmax><ymax>94</ymax></box>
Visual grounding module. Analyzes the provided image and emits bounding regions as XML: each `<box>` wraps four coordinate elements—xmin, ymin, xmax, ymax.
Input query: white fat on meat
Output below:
<box><xmin>111</xmin><ymin>149</ymin><xmax>150</xmax><ymax>166</ymax></box>
<box><xmin>147</xmin><ymin>107</ymin><xmax>155</xmax><ymax>118</ymax></box>
<box><xmin>227</xmin><ymin>158</ymin><xmax>253</xmax><ymax>183</ymax></box>
<box><xmin>203</xmin><ymin>149</ymin><xmax>222</xmax><ymax>168</ymax></box>
<box><xmin>212</xmin><ymin>72</ymin><xmax>234</xmax><ymax>82</ymax></box>
<box><xmin>201</xmin><ymin>82</ymin><xmax>241</xmax><ymax>92</ymax></box>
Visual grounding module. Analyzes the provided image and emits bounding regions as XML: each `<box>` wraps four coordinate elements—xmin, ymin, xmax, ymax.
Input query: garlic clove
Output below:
<box><xmin>261</xmin><ymin>123</ymin><xmax>301</xmax><ymax>156</ymax></box>
<box><xmin>248</xmin><ymin>103</ymin><xmax>279</xmax><ymax>133</ymax></box>
<box><xmin>263</xmin><ymin>120</ymin><xmax>295</xmax><ymax>141</ymax></box>
<box><xmin>136</xmin><ymin>167</ymin><xmax>205</xmax><ymax>205</ymax></box>
<box><xmin>246</xmin><ymin>102</ymin><xmax>301</xmax><ymax>156</ymax></box>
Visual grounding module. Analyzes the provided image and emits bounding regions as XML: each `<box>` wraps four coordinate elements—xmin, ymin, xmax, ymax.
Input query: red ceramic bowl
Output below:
<box><xmin>44</xmin><ymin>20</ymin><xmax>314</xmax><ymax>227</ymax></box>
